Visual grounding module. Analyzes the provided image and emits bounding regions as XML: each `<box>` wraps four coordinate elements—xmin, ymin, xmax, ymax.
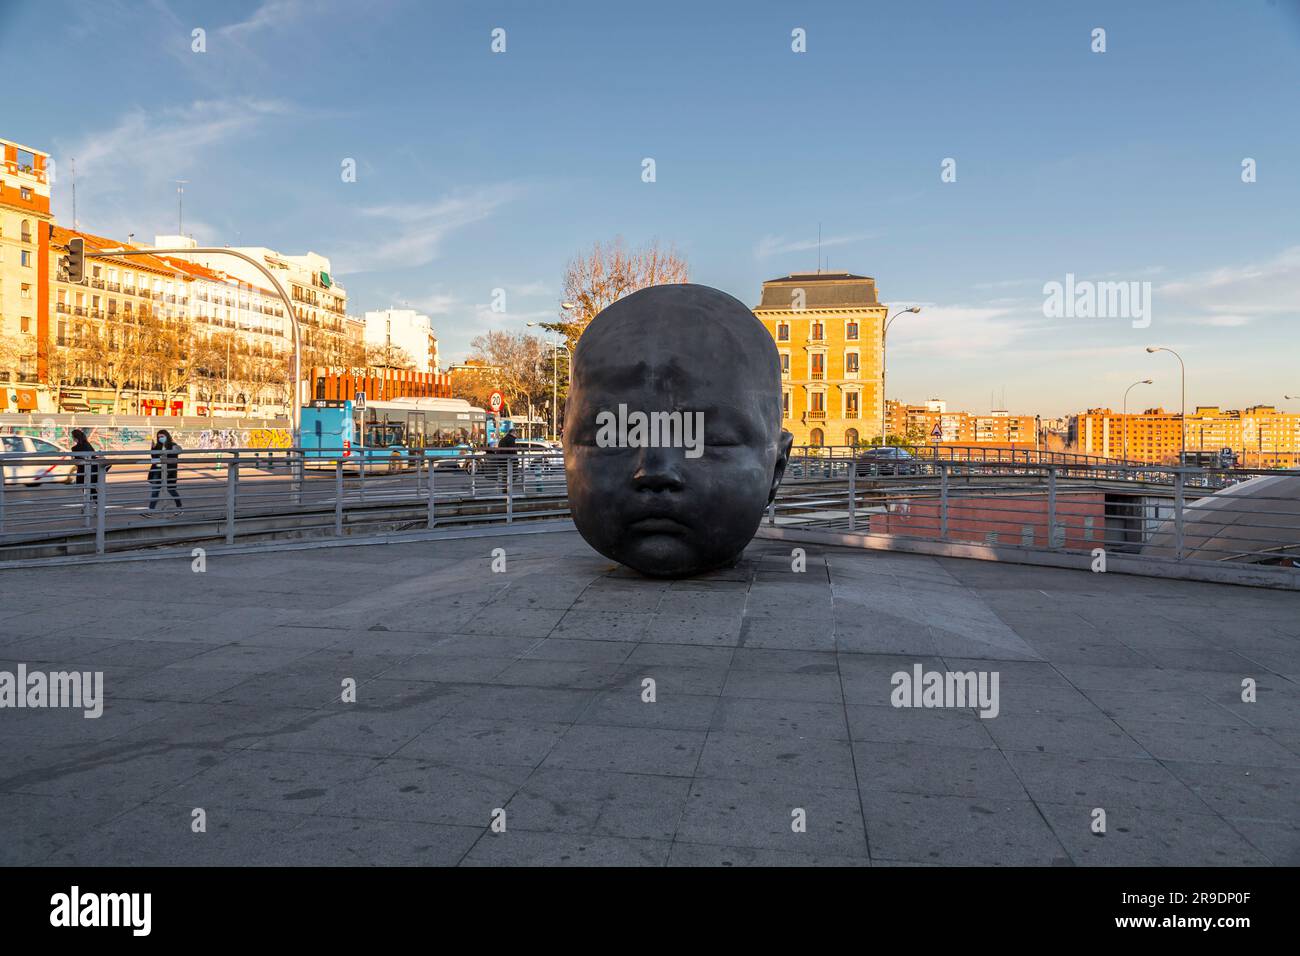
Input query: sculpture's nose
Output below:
<box><xmin>632</xmin><ymin>446</ymin><xmax>685</xmax><ymax>492</ymax></box>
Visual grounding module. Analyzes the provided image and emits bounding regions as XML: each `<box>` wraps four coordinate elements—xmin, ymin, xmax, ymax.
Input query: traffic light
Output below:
<box><xmin>65</xmin><ymin>237</ymin><xmax>85</xmax><ymax>283</ymax></box>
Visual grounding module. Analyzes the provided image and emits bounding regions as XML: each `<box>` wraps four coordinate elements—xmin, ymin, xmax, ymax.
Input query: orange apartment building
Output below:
<box><xmin>753</xmin><ymin>272</ymin><xmax>887</xmax><ymax>447</ymax></box>
<box><xmin>1070</xmin><ymin>405</ymin><xmax>1300</xmax><ymax>467</ymax></box>
<box><xmin>885</xmin><ymin>399</ymin><xmax>1039</xmax><ymax>448</ymax></box>
<box><xmin>0</xmin><ymin>138</ymin><xmax>53</xmax><ymax>409</ymax></box>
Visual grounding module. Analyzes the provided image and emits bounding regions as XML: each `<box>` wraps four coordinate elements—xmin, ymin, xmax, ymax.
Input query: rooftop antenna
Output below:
<box><xmin>175</xmin><ymin>180</ymin><xmax>189</xmax><ymax>235</ymax></box>
<box><xmin>816</xmin><ymin>222</ymin><xmax>822</xmax><ymax>274</ymax></box>
<box><xmin>70</xmin><ymin>157</ymin><xmax>77</xmax><ymax>229</ymax></box>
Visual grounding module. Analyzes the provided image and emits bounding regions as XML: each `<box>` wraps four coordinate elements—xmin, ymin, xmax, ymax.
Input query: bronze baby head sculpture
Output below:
<box><xmin>564</xmin><ymin>283</ymin><xmax>794</xmax><ymax>577</ymax></box>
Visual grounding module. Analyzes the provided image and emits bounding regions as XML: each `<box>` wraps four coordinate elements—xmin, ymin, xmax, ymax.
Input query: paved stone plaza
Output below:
<box><xmin>1</xmin><ymin>527</ymin><xmax>1297</xmax><ymax>866</ymax></box>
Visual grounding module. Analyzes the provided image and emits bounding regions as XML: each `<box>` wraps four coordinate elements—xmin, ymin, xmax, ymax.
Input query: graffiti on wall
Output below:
<box><xmin>1</xmin><ymin>421</ymin><xmax>291</xmax><ymax>451</ymax></box>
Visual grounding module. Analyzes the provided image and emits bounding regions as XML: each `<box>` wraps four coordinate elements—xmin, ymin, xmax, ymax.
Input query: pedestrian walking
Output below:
<box><xmin>145</xmin><ymin>428</ymin><xmax>184</xmax><ymax>514</ymax></box>
<box><xmin>70</xmin><ymin>429</ymin><xmax>104</xmax><ymax>503</ymax></box>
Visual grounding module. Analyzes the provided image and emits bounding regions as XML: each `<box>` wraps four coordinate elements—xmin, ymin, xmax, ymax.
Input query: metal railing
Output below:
<box><xmin>0</xmin><ymin>447</ymin><xmax>567</xmax><ymax>557</ymax></box>
<box><xmin>3</xmin><ymin>442</ymin><xmax>1297</xmax><ymax>575</ymax></box>
<box><xmin>772</xmin><ymin>449</ymin><xmax>1300</xmax><ymax>568</ymax></box>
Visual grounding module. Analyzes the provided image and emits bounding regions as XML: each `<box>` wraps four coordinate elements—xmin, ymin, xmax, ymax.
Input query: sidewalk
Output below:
<box><xmin>1</xmin><ymin>530</ymin><xmax>1296</xmax><ymax>865</ymax></box>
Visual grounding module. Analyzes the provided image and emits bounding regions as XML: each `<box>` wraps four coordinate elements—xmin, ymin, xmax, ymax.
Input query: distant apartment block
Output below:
<box><xmin>886</xmin><ymin>399</ymin><xmax>1039</xmax><ymax>447</ymax></box>
<box><xmin>363</xmin><ymin>307</ymin><xmax>439</xmax><ymax>373</ymax></box>
<box><xmin>1070</xmin><ymin>405</ymin><xmax>1300</xmax><ymax>467</ymax></box>
<box><xmin>0</xmin><ymin>138</ymin><xmax>53</xmax><ymax>404</ymax></box>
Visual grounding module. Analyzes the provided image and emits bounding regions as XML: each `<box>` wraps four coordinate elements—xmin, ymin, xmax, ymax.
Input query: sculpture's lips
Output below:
<box><xmin>627</xmin><ymin>516</ymin><xmax>691</xmax><ymax>534</ymax></box>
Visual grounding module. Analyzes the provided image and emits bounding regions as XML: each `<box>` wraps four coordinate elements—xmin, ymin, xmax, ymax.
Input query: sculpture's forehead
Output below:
<box><xmin>576</xmin><ymin>354</ymin><xmax>714</xmax><ymax>394</ymax></box>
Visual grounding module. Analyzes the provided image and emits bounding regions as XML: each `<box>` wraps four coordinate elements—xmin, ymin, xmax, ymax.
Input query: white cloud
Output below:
<box><xmin>53</xmin><ymin>98</ymin><xmax>289</xmax><ymax>238</ymax></box>
<box><xmin>1156</xmin><ymin>246</ymin><xmax>1300</xmax><ymax>323</ymax></box>
<box><xmin>754</xmin><ymin>232</ymin><xmax>876</xmax><ymax>259</ymax></box>
<box><xmin>218</xmin><ymin>0</ymin><xmax>307</xmax><ymax>39</ymax></box>
<box><xmin>337</xmin><ymin>186</ymin><xmax>521</xmax><ymax>273</ymax></box>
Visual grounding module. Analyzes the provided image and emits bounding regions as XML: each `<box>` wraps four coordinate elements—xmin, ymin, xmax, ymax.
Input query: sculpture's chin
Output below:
<box><xmin>604</xmin><ymin>535</ymin><xmax>742</xmax><ymax>579</ymax></box>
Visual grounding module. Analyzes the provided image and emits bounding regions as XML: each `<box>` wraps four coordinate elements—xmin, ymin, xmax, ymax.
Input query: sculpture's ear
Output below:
<box><xmin>768</xmin><ymin>429</ymin><xmax>794</xmax><ymax>504</ymax></box>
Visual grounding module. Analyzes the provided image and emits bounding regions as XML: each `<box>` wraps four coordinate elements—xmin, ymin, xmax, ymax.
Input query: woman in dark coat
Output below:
<box><xmin>70</xmin><ymin>429</ymin><xmax>100</xmax><ymax>501</ymax></box>
<box><xmin>146</xmin><ymin>428</ymin><xmax>183</xmax><ymax>512</ymax></box>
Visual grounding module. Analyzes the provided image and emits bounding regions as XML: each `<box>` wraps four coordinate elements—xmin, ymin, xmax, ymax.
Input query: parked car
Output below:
<box><xmin>855</xmin><ymin>446</ymin><xmax>919</xmax><ymax>476</ymax></box>
<box><xmin>512</xmin><ymin>440</ymin><xmax>564</xmax><ymax>470</ymax></box>
<box><xmin>1</xmin><ymin>435</ymin><xmax>76</xmax><ymax>486</ymax></box>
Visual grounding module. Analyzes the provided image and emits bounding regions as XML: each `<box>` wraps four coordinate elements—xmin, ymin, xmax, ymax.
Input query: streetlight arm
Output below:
<box><xmin>92</xmin><ymin>246</ymin><xmax>303</xmax><ymax>440</ymax></box>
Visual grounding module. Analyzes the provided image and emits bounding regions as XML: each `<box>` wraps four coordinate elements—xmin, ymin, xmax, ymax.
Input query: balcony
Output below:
<box><xmin>810</xmin><ymin>370</ymin><xmax>825</xmax><ymax>381</ymax></box>
<box><xmin>806</xmin><ymin>410</ymin><xmax>827</xmax><ymax>420</ymax></box>
<box><xmin>107</xmin><ymin>283</ymin><xmax>121</xmax><ymax>293</ymax></box>
<box><xmin>56</xmin><ymin>302</ymin><xmax>70</xmax><ymax>314</ymax></box>
<box><xmin>90</xmin><ymin>279</ymin><xmax>105</xmax><ymax>290</ymax></box>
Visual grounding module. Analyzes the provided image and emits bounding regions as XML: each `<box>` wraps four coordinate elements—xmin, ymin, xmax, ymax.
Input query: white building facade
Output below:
<box><xmin>363</xmin><ymin>308</ymin><xmax>438</xmax><ymax>372</ymax></box>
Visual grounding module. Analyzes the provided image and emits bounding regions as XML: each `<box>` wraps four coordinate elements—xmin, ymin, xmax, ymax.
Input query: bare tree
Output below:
<box><xmin>365</xmin><ymin>343</ymin><xmax>416</xmax><ymax>371</ymax></box>
<box><xmin>544</xmin><ymin>237</ymin><xmax>689</xmax><ymax>350</ymax></box>
<box><xmin>466</xmin><ymin>330</ymin><xmax>550</xmax><ymax>416</ymax></box>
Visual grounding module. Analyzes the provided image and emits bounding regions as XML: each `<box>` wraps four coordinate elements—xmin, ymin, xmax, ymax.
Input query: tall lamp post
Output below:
<box><xmin>1145</xmin><ymin>346</ymin><xmax>1185</xmax><ymax>465</ymax></box>
<box><xmin>881</xmin><ymin>306</ymin><xmax>921</xmax><ymax>447</ymax></box>
<box><xmin>527</xmin><ymin>321</ymin><xmax>570</xmax><ymax>441</ymax></box>
<box><xmin>1122</xmin><ymin>378</ymin><xmax>1153</xmax><ymax>463</ymax></box>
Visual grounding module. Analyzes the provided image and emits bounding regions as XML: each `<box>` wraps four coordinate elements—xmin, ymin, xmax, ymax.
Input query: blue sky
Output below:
<box><xmin>3</xmin><ymin>0</ymin><xmax>1298</xmax><ymax>417</ymax></box>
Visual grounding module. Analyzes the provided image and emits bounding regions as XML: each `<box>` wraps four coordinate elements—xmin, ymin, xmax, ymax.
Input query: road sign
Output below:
<box><xmin>930</xmin><ymin>423</ymin><xmax>942</xmax><ymax>441</ymax></box>
<box><xmin>489</xmin><ymin>391</ymin><xmax>504</xmax><ymax>413</ymax></box>
<box><xmin>354</xmin><ymin>391</ymin><xmax>366</xmax><ymax>409</ymax></box>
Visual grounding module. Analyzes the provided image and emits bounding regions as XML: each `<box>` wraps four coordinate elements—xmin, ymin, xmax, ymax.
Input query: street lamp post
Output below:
<box><xmin>881</xmin><ymin>306</ymin><xmax>921</xmax><ymax>447</ymax></box>
<box><xmin>527</xmin><ymin>321</ymin><xmax>571</xmax><ymax>441</ymax></box>
<box><xmin>1145</xmin><ymin>346</ymin><xmax>1185</xmax><ymax>465</ymax></box>
<box><xmin>1122</xmin><ymin>378</ymin><xmax>1153</xmax><ymax>463</ymax></box>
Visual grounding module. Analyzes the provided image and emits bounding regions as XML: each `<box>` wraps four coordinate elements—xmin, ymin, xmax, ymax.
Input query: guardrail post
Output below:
<box><xmin>226</xmin><ymin>453</ymin><xmax>239</xmax><ymax>545</ymax></box>
<box><xmin>427</xmin><ymin>460</ymin><xmax>437</xmax><ymax>529</ymax></box>
<box><xmin>1174</xmin><ymin>470</ymin><xmax>1185</xmax><ymax>560</ymax></box>
<box><xmin>506</xmin><ymin>455</ymin><xmax>514</xmax><ymax>523</ymax></box>
<box><xmin>848</xmin><ymin>465</ymin><xmax>856</xmax><ymax>531</ymax></box>
<box><xmin>0</xmin><ymin>461</ymin><xmax>6</xmax><ymax>535</ymax></box>
<box><xmin>294</xmin><ymin>449</ymin><xmax>304</xmax><ymax>507</ymax></box>
<box><xmin>939</xmin><ymin>462</ymin><xmax>949</xmax><ymax>539</ymax></box>
<box><xmin>335</xmin><ymin>459</ymin><xmax>344</xmax><ymax>536</ymax></box>
<box><xmin>1047</xmin><ymin>465</ymin><xmax>1059</xmax><ymax>549</ymax></box>
<box><xmin>95</xmin><ymin>457</ymin><xmax>107</xmax><ymax>555</ymax></box>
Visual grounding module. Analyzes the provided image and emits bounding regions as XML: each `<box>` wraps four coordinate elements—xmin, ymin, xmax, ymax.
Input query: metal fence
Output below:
<box><xmin>4</xmin><ymin>442</ymin><xmax>1298</xmax><ymax>573</ymax></box>
<box><xmin>0</xmin><ymin>447</ymin><xmax>567</xmax><ymax>556</ymax></box>
<box><xmin>774</xmin><ymin>447</ymin><xmax>1300</xmax><ymax>567</ymax></box>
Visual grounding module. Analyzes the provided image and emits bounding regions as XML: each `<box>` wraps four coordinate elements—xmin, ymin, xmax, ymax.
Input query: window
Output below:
<box><xmin>20</xmin><ymin>250</ymin><xmax>32</xmax><ymax>267</ymax></box>
<box><xmin>846</xmin><ymin>321</ymin><xmax>859</xmax><ymax>340</ymax></box>
<box><xmin>810</xmin><ymin>353</ymin><xmax>825</xmax><ymax>380</ymax></box>
<box><xmin>57</xmin><ymin>320</ymin><xmax>67</xmax><ymax>346</ymax></box>
<box><xmin>20</xmin><ymin>186</ymin><xmax>32</xmax><ymax>200</ymax></box>
<box><xmin>811</xmin><ymin>321</ymin><xmax>824</xmax><ymax>341</ymax></box>
<box><xmin>845</xmin><ymin>351</ymin><xmax>859</xmax><ymax>375</ymax></box>
<box><xmin>811</xmin><ymin>392</ymin><xmax>825</xmax><ymax>414</ymax></box>
<box><xmin>845</xmin><ymin>428</ymin><xmax>859</xmax><ymax>446</ymax></box>
<box><xmin>20</xmin><ymin>316</ymin><xmax>31</xmax><ymax>332</ymax></box>
<box><xmin>20</xmin><ymin>219</ymin><xmax>32</xmax><ymax>242</ymax></box>
<box><xmin>810</xmin><ymin>428</ymin><xmax>824</xmax><ymax>447</ymax></box>
<box><xmin>845</xmin><ymin>392</ymin><xmax>860</xmax><ymax>419</ymax></box>
<box><xmin>780</xmin><ymin>352</ymin><xmax>790</xmax><ymax>375</ymax></box>
<box><xmin>782</xmin><ymin>391</ymin><xmax>790</xmax><ymax>416</ymax></box>
<box><xmin>20</xmin><ymin>283</ymin><xmax>31</xmax><ymax>299</ymax></box>
<box><xmin>777</xmin><ymin>322</ymin><xmax>789</xmax><ymax>342</ymax></box>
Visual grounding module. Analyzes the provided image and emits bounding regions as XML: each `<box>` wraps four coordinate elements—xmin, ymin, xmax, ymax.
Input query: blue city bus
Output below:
<box><xmin>301</xmin><ymin>397</ymin><xmax>488</xmax><ymax>468</ymax></box>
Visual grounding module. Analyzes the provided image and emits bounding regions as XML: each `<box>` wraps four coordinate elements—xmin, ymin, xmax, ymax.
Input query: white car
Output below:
<box><xmin>511</xmin><ymin>440</ymin><xmax>564</xmax><ymax>470</ymax></box>
<box><xmin>1</xmin><ymin>435</ymin><xmax>76</xmax><ymax>486</ymax></box>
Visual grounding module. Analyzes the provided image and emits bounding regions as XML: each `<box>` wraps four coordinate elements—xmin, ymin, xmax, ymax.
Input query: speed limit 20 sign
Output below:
<box><xmin>489</xmin><ymin>391</ymin><xmax>504</xmax><ymax>413</ymax></box>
